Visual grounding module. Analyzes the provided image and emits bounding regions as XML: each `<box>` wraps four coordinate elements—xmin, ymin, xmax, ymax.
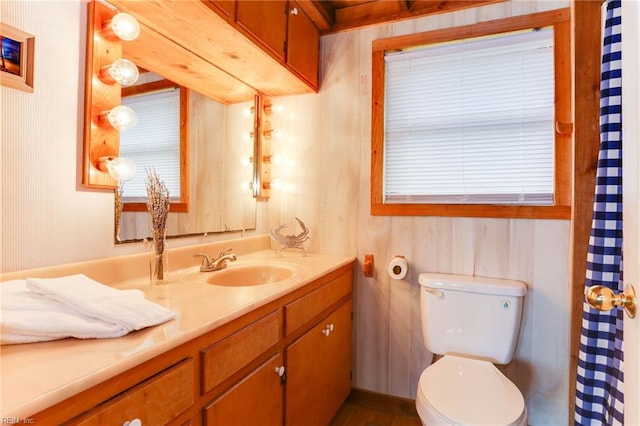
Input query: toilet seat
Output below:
<box><xmin>416</xmin><ymin>355</ymin><xmax>526</xmax><ymax>426</ymax></box>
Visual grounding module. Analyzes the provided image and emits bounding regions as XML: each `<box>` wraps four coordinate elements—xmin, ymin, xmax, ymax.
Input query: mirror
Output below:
<box><xmin>117</xmin><ymin>87</ymin><xmax>257</xmax><ymax>242</ymax></box>
<box><xmin>81</xmin><ymin>1</ymin><xmax>258</xmax><ymax>242</ymax></box>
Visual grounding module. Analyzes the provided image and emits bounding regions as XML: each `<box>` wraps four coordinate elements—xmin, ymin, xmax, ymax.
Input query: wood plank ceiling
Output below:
<box><xmin>298</xmin><ymin>0</ymin><xmax>506</xmax><ymax>34</ymax></box>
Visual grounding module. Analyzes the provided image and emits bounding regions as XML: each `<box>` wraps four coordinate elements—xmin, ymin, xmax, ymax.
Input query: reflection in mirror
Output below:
<box><xmin>116</xmin><ymin>88</ymin><xmax>257</xmax><ymax>243</ymax></box>
<box><xmin>119</xmin><ymin>74</ymin><xmax>189</xmax><ymax>212</ymax></box>
<box><xmin>82</xmin><ymin>0</ymin><xmax>260</xmax><ymax>243</ymax></box>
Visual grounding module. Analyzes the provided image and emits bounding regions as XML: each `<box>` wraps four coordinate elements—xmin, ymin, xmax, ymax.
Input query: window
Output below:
<box><xmin>371</xmin><ymin>9</ymin><xmax>572</xmax><ymax>219</ymax></box>
<box><xmin>120</xmin><ymin>80</ymin><xmax>189</xmax><ymax>212</ymax></box>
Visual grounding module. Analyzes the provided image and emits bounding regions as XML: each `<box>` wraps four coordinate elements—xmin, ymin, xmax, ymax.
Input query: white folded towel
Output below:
<box><xmin>25</xmin><ymin>274</ymin><xmax>176</xmax><ymax>332</ymax></box>
<box><xmin>1</xmin><ymin>280</ymin><xmax>129</xmax><ymax>344</ymax></box>
<box><xmin>0</xmin><ymin>275</ymin><xmax>175</xmax><ymax>345</ymax></box>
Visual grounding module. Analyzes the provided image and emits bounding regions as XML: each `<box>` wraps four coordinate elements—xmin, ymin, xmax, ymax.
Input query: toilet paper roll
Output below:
<box><xmin>387</xmin><ymin>256</ymin><xmax>408</xmax><ymax>280</ymax></box>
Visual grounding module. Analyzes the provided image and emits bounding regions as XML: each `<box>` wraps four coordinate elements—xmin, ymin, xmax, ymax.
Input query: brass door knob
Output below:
<box><xmin>585</xmin><ymin>284</ymin><xmax>636</xmax><ymax>319</ymax></box>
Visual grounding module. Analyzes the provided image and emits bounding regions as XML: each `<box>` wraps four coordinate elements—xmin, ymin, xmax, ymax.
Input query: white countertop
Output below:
<box><xmin>0</xmin><ymin>249</ymin><xmax>355</xmax><ymax>419</ymax></box>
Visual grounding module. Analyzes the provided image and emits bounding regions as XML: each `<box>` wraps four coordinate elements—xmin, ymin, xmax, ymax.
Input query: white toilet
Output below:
<box><xmin>416</xmin><ymin>273</ymin><xmax>528</xmax><ymax>426</ymax></box>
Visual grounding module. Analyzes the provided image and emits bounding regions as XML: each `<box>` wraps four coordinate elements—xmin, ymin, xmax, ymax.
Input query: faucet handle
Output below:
<box><xmin>218</xmin><ymin>248</ymin><xmax>233</xmax><ymax>258</ymax></box>
<box><xmin>194</xmin><ymin>254</ymin><xmax>212</xmax><ymax>269</ymax></box>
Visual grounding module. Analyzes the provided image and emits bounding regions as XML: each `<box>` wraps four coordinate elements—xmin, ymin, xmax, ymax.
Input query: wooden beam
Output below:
<box><xmin>325</xmin><ymin>0</ymin><xmax>506</xmax><ymax>34</ymax></box>
<box><xmin>296</xmin><ymin>0</ymin><xmax>335</xmax><ymax>32</ymax></box>
<box><xmin>569</xmin><ymin>0</ymin><xmax>602</xmax><ymax>423</ymax></box>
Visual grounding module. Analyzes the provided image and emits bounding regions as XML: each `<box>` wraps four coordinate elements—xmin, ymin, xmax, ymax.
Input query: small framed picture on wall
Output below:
<box><xmin>1</xmin><ymin>22</ymin><xmax>34</xmax><ymax>93</ymax></box>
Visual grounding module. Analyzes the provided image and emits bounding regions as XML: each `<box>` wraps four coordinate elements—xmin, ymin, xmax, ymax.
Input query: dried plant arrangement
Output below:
<box><xmin>146</xmin><ymin>167</ymin><xmax>170</xmax><ymax>281</ymax></box>
<box><xmin>114</xmin><ymin>182</ymin><xmax>124</xmax><ymax>242</ymax></box>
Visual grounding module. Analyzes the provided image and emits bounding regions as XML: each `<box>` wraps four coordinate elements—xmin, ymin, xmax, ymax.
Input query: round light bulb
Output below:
<box><xmin>110</xmin><ymin>13</ymin><xmax>140</xmax><ymax>41</ymax></box>
<box><xmin>107</xmin><ymin>105</ymin><xmax>137</xmax><ymax>131</ymax></box>
<box><xmin>106</xmin><ymin>157</ymin><xmax>137</xmax><ymax>182</ymax></box>
<box><xmin>108</xmin><ymin>59</ymin><xmax>139</xmax><ymax>86</ymax></box>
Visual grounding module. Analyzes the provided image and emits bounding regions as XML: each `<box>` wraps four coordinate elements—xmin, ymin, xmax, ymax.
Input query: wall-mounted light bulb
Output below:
<box><xmin>99</xmin><ymin>59</ymin><xmax>139</xmax><ymax>86</ymax></box>
<box><xmin>242</xmin><ymin>156</ymin><xmax>253</xmax><ymax>167</ymax></box>
<box><xmin>108</xmin><ymin>12</ymin><xmax>140</xmax><ymax>41</ymax></box>
<box><xmin>264</xmin><ymin>103</ymin><xmax>283</xmax><ymax>115</ymax></box>
<box><xmin>102</xmin><ymin>105</ymin><xmax>138</xmax><ymax>131</ymax></box>
<box><xmin>97</xmin><ymin>156</ymin><xmax>137</xmax><ymax>181</ymax></box>
<box><xmin>263</xmin><ymin>129</ymin><xmax>283</xmax><ymax>139</ymax></box>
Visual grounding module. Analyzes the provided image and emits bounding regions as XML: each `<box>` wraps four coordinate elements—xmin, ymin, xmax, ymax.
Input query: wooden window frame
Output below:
<box><xmin>371</xmin><ymin>9</ymin><xmax>572</xmax><ymax>219</ymax></box>
<box><xmin>121</xmin><ymin>79</ymin><xmax>190</xmax><ymax>213</ymax></box>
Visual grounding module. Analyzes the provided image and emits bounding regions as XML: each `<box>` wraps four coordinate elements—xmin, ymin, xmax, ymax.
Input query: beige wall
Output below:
<box><xmin>1</xmin><ymin>0</ymin><xmax>570</xmax><ymax>424</ymax></box>
<box><xmin>0</xmin><ymin>0</ymin><xmax>268</xmax><ymax>272</ymax></box>
<box><xmin>305</xmin><ymin>1</ymin><xmax>571</xmax><ymax>424</ymax></box>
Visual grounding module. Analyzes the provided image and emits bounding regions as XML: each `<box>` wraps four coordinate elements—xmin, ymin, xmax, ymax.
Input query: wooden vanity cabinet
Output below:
<box><xmin>285</xmin><ymin>301</ymin><xmax>352</xmax><ymax>426</ymax></box>
<box><xmin>200</xmin><ymin>267</ymin><xmax>353</xmax><ymax>425</ymax></box>
<box><xmin>283</xmin><ymin>269</ymin><xmax>353</xmax><ymax>425</ymax></box>
<box><xmin>32</xmin><ymin>263</ymin><xmax>353</xmax><ymax>425</ymax></box>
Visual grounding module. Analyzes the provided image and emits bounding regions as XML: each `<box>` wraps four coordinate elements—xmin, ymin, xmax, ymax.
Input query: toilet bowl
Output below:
<box><xmin>415</xmin><ymin>355</ymin><xmax>527</xmax><ymax>426</ymax></box>
<box><xmin>416</xmin><ymin>273</ymin><xmax>528</xmax><ymax>426</ymax></box>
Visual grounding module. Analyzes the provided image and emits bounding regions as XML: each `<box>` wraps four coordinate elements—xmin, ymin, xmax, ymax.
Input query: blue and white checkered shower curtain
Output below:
<box><xmin>575</xmin><ymin>1</ymin><xmax>624</xmax><ymax>424</ymax></box>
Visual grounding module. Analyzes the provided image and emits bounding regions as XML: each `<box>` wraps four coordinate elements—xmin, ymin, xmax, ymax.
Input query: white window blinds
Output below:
<box><xmin>383</xmin><ymin>28</ymin><xmax>555</xmax><ymax>205</ymax></box>
<box><xmin>120</xmin><ymin>88</ymin><xmax>181</xmax><ymax>200</ymax></box>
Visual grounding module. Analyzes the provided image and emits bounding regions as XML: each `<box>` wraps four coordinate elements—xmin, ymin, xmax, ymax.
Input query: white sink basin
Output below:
<box><xmin>204</xmin><ymin>264</ymin><xmax>297</xmax><ymax>287</ymax></box>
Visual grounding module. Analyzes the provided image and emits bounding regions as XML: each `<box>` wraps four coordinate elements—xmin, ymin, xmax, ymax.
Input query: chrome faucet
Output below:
<box><xmin>195</xmin><ymin>249</ymin><xmax>237</xmax><ymax>272</ymax></box>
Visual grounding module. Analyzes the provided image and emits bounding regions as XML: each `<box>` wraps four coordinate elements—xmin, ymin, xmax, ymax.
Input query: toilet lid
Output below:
<box><xmin>419</xmin><ymin>355</ymin><xmax>525</xmax><ymax>425</ymax></box>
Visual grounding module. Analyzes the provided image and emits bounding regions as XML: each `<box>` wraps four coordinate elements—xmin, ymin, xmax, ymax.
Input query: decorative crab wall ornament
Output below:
<box><xmin>269</xmin><ymin>217</ymin><xmax>311</xmax><ymax>256</ymax></box>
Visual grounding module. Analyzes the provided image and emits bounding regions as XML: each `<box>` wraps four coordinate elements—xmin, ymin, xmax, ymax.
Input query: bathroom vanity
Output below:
<box><xmin>0</xmin><ymin>237</ymin><xmax>355</xmax><ymax>425</ymax></box>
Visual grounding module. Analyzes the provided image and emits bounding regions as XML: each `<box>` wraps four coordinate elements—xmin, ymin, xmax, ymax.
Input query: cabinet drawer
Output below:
<box><xmin>201</xmin><ymin>310</ymin><xmax>280</xmax><ymax>394</ymax></box>
<box><xmin>70</xmin><ymin>358</ymin><xmax>195</xmax><ymax>425</ymax></box>
<box><xmin>285</xmin><ymin>271</ymin><xmax>352</xmax><ymax>335</ymax></box>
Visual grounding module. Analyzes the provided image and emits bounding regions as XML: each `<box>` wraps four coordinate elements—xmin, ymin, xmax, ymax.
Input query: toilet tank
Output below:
<box><xmin>418</xmin><ymin>273</ymin><xmax>527</xmax><ymax>364</ymax></box>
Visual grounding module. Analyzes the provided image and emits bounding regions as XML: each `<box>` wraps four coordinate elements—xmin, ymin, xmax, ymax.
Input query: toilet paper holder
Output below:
<box><xmin>387</xmin><ymin>255</ymin><xmax>408</xmax><ymax>280</ymax></box>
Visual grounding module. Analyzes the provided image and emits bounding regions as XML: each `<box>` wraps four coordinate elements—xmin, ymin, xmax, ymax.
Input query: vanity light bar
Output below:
<box><xmin>83</xmin><ymin>1</ymin><xmax>140</xmax><ymax>189</ymax></box>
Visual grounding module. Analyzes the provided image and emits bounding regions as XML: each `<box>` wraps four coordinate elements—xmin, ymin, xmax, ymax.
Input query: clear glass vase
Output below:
<box><xmin>150</xmin><ymin>234</ymin><xmax>168</xmax><ymax>284</ymax></box>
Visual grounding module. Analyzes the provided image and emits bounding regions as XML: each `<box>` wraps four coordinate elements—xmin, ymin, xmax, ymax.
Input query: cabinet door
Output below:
<box><xmin>204</xmin><ymin>0</ymin><xmax>235</xmax><ymax>21</ymax></box>
<box><xmin>204</xmin><ymin>353</ymin><xmax>284</xmax><ymax>425</ymax></box>
<box><xmin>286</xmin><ymin>1</ymin><xmax>319</xmax><ymax>88</ymax></box>
<box><xmin>236</xmin><ymin>0</ymin><xmax>287</xmax><ymax>61</ymax></box>
<box><xmin>285</xmin><ymin>301</ymin><xmax>352</xmax><ymax>426</ymax></box>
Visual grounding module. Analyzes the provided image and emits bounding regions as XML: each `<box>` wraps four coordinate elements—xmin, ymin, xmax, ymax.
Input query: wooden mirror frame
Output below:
<box><xmin>82</xmin><ymin>0</ymin><xmax>123</xmax><ymax>188</ymax></box>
